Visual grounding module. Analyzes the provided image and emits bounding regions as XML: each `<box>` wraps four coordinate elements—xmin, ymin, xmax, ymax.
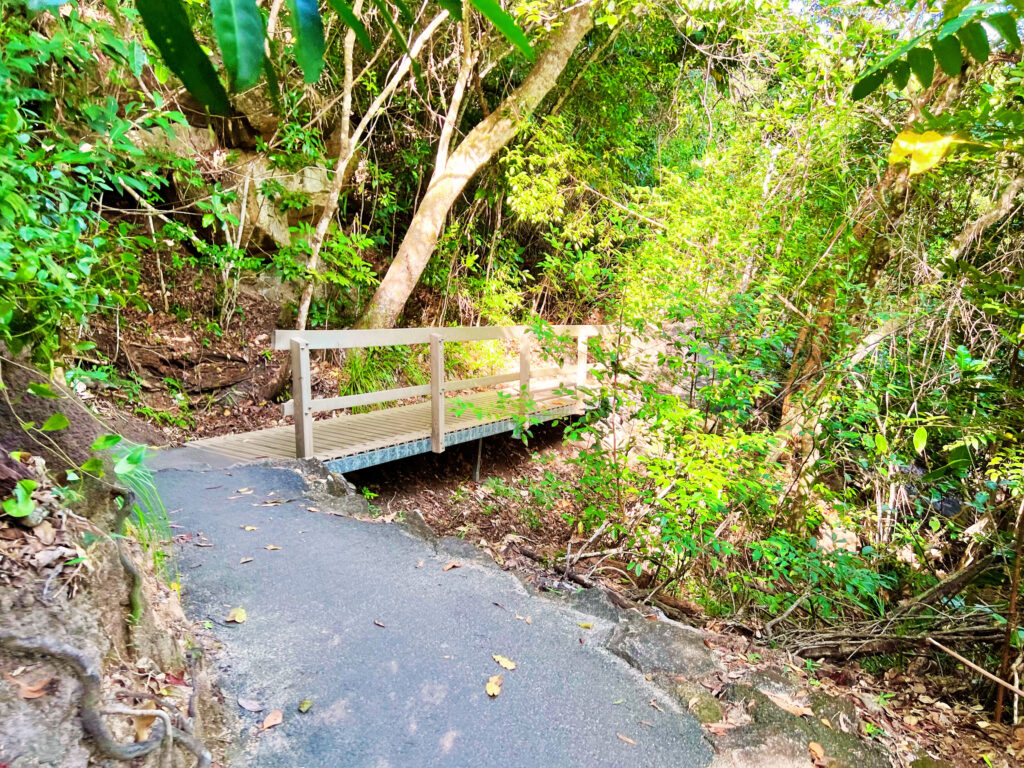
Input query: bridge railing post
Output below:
<box><xmin>290</xmin><ymin>338</ymin><xmax>314</xmax><ymax>458</ymax></box>
<box><xmin>430</xmin><ymin>333</ymin><xmax>445</xmax><ymax>453</ymax></box>
<box><xmin>519</xmin><ymin>333</ymin><xmax>531</xmax><ymax>417</ymax></box>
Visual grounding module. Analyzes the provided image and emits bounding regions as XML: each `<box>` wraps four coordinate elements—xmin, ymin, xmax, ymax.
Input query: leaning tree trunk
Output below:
<box><xmin>356</xmin><ymin>2</ymin><xmax>594</xmax><ymax>329</ymax></box>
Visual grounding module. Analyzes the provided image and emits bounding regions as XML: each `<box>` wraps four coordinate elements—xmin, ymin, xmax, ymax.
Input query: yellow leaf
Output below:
<box><xmin>264</xmin><ymin>545</ymin><xmax>281</xmax><ymax>551</ymax></box>
<box><xmin>578</xmin><ymin>622</ymin><xmax>594</xmax><ymax>629</ymax></box>
<box><xmin>242</xmin><ymin>526</ymin><xmax>257</xmax><ymax>531</ymax></box>
<box><xmin>888</xmin><ymin>130</ymin><xmax>961</xmax><ymax>175</ymax></box>
<box><xmin>809</xmin><ymin>741</ymin><xmax>825</xmax><ymax>760</ymax></box>
<box><xmin>486</xmin><ymin>674</ymin><xmax>503</xmax><ymax>697</ymax></box>
<box><xmin>298</xmin><ymin>698</ymin><xmax>313</xmax><ymax>713</ymax></box>
<box><xmin>169</xmin><ymin>581</ymin><xmax>181</xmax><ymax>594</ymax></box>
<box><xmin>492</xmin><ymin>654</ymin><xmax>517</xmax><ymax>670</ymax></box>
<box><xmin>226</xmin><ymin>607</ymin><xmax>247</xmax><ymax>623</ymax></box>
<box><xmin>134</xmin><ymin>699</ymin><xmax>157</xmax><ymax>742</ymax></box>
<box><xmin>261</xmin><ymin>709</ymin><xmax>283</xmax><ymax>729</ymax></box>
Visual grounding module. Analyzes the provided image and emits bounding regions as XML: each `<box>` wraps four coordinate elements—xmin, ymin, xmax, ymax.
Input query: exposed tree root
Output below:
<box><xmin>0</xmin><ymin>631</ymin><xmax>211</xmax><ymax>766</ymax></box>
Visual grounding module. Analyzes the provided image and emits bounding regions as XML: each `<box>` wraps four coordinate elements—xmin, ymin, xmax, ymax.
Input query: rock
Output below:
<box><xmin>670</xmin><ymin>680</ymin><xmax>724</xmax><ymax>724</ymax></box>
<box><xmin>607</xmin><ymin>614</ymin><xmax>721</xmax><ymax>678</ymax></box>
<box><xmin>548</xmin><ymin>587</ymin><xmax>627</xmax><ymax>624</ymax></box>
<box><xmin>711</xmin><ymin>684</ymin><xmax>889</xmax><ymax>768</ymax></box>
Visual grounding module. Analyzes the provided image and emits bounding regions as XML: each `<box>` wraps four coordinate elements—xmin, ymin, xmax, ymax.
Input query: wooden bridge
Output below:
<box><xmin>189</xmin><ymin>325</ymin><xmax>607</xmax><ymax>474</ymax></box>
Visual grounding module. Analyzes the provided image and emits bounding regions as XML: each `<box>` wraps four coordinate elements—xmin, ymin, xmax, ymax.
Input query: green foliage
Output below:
<box><xmin>0</xmin><ymin>8</ymin><xmax>176</xmax><ymax>361</ymax></box>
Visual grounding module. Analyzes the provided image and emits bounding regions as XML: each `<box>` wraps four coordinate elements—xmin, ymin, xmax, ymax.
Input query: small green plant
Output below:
<box><xmin>2</xmin><ymin>478</ymin><xmax>37</xmax><ymax>518</ymax></box>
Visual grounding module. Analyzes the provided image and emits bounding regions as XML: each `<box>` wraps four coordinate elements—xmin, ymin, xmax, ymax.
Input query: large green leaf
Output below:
<box><xmin>437</xmin><ymin>0</ymin><xmax>463</xmax><ymax>21</ymax></box>
<box><xmin>211</xmin><ymin>0</ymin><xmax>265</xmax><ymax>90</ymax></box>
<box><xmin>286</xmin><ymin>0</ymin><xmax>326</xmax><ymax>83</ymax></box>
<box><xmin>851</xmin><ymin>67</ymin><xmax>887</xmax><ymax>100</ymax></box>
<box><xmin>136</xmin><ymin>0</ymin><xmax>231</xmax><ymax>114</ymax></box>
<box><xmin>957</xmin><ymin>21</ymin><xmax>990</xmax><ymax>62</ymax></box>
<box><xmin>469</xmin><ymin>0</ymin><xmax>532</xmax><ymax>60</ymax></box>
<box><xmin>327</xmin><ymin>0</ymin><xmax>372</xmax><ymax>51</ymax></box>
<box><xmin>932</xmin><ymin>34</ymin><xmax>963</xmax><ymax>76</ymax></box>
<box><xmin>891</xmin><ymin>59</ymin><xmax>911</xmax><ymax>90</ymax></box>
<box><xmin>907</xmin><ymin>46</ymin><xmax>935</xmax><ymax>88</ymax></box>
<box><xmin>988</xmin><ymin>13</ymin><xmax>1021</xmax><ymax>51</ymax></box>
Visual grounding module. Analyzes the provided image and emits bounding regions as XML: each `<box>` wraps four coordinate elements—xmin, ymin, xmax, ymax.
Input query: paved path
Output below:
<box><xmin>156</xmin><ymin>460</ymin><xmax>713</xmax><ymax>768</ymax></box>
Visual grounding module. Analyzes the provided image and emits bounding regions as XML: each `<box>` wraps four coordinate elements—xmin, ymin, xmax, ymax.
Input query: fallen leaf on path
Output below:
<box><xmin>416</xmin><ymin>560</ymin><xmax>424</xmax><ymax>568</ymax></box>
<box><xmin>261</xmin><ymin>709</ymin><xmax>283</xmax><ymax>729</ymax></box>
<box><xmin>515</xmin><ymin>614</ymin><xmax>532</xmax><ymax>625</ymax></box>
<box><xmin>705</xmin><ymin>722</ymin><xmax>737</xmax><ymax>736</ymax></box>
<box><xmin>486</xmin><ymin>675</ymin><xmax>503</xmax><ymax>697</ymax></box>
<box><xmin>242</xmin><ymin>526</ymin><xmax>257</xmax><ymax>531</ymax></box>
<box><xmin>764</xmin><ymin>690</ymin><xmax>814</xmax><ymax>718</ymax></box>
<box><xmin>578</xmin><ymin>622</ymin><xmax>594</xmax><ymax>629</ymax></box>
<box><xmin>443</xmin><ymin>561</ymin><xmax>462</xmax><ymax>571</ymax></box>
<box><xmin>226</xmin><ymin>607</ymin><xmax>247</xmax><ymax>623</ymax></box>
<box><xmin>374</xmin><ymin>620</ymin><xmax>385</xmax><ymax>628</ymax></box>
<box><xmin>237</xmin><ymin>488</ymin><xmax>253</xmax><ymax>494</ymax></box>
<box><xmin>492</xmin><ymin>655</ymin><xmax>516</xmax><ymax>670</ymax></box>
<box><xmin>237</xmin><ymin>697</ymin><xmax>264</xmax><ymax>712</ymax></box>
<box><xmin>617</xmin><ymin>733</ymin><xmax>636</xmax><ymax>745</ymax></box>
<box><xmin>298</xmin><ymin>699</ymin><xmax>313</xmax><ymax>713</ymax></box>
<box><xmin>134</xmin><ymin>700</ymin><xmax>157</xmax><ymax>741</ymax></box>
<box><xmin>239</xmin><ymin>557</ymin><xmax>253</xmax><ymax>564</ymax></box>
<box><xmin>649</xmin><ymin>699</ymin><xmax>664</xmax><ymax>712</ymax></box>
<box><xmin>264</xmin><ymin>545</ymin><xmax>281</xmax><ymax>551</ymax></box>
<box><xmin>809</xmin><ymin>742</ymin><xmax>825</xmax><ymax>760</ymax></box>
<box><xmin>307</xmin><ymin>507</ymin><xmax>320</xmax><ymax>513</ymax></box>
<box><xmin>639</xmin><ymin>720</ymin><xmax>653</xmax><ymax>728</ymax></box>
<box><xmin>4</xmin><ymin>674</ymin><xmax>51</xmax><ymax>699</ymax></box>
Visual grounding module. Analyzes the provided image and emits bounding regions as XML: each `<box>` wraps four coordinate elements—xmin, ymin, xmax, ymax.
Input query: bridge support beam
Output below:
<box><xmin>430</xmin><ymin>333</ymin><xmax>445</xmax><ymax>453</ymax></box>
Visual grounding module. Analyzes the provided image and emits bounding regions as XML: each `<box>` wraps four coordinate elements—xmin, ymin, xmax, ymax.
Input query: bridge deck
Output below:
<box><xmin>189</xmin><ymin>386</ymin><xmax>581</xmax><ymax>473</ymax></box>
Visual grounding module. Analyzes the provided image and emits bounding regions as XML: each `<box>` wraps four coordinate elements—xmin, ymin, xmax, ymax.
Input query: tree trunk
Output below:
<box><xmin>356</xmin><ymin>3</ymin><xmax>594</xmax><ymax>329</ymax></box>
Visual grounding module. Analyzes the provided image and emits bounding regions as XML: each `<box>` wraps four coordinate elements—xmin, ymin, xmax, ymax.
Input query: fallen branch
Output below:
<box><xmin>928</xmin><ymin>637</ymin><xmax>1024</xmax><ymax>699</ymax></box>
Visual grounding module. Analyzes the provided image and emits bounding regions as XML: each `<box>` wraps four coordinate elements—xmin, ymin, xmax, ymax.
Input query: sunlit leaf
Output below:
<box><xmin>41</xmin><ymin>413</ymin><xmax>70</xmax><ymax>431</ymax></box>
<box><xmin>907</xmin><ymin>46</ymin><xmax>935</xmax><ymax>88</ymax></box>
<box><xmin>957</xmin><ymin>21</ymin><xmax>990</xmax><ymax>63</ymax></box>
<box><xmin>913</xmin><ymin>426</ymin><xmax>928</xmax><ymax>454</ymax></box>
<box><xmin>932</xmin><ymin>35</ymin><xmax>963</xmax><ymax>76</ymax></box>
<box><xmin>469</xmin><ymin>0</ymin><xmax>532</xmax><ymax>60</ymax></box>
<box><xmin>485</xmin><ymin>674</ymin><xmax>503</xmax><ymax>696</ymax></box>
<box><xmin>888</xmin><ymin>130</ymin><xmax>962</xmax><ymax>175</ymax></box>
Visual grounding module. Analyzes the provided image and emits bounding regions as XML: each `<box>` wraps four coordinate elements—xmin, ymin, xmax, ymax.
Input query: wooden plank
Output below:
<box><xmin>290</xmin><ymin>338</ymin><xmax>314</xmax><ymax>458</ymax></box>
<box><xmin>273</xmin><ymin>324</ymin><xmax>612</xmax><ymax>351</ymax></box>
<box><xmin>430</xmin><ymin>333</ymin><xmax>445</xmax><ymax>453</ymax></box>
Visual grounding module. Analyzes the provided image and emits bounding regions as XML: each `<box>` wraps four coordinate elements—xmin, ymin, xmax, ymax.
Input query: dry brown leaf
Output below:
<box><xmin>617</xmin><ymin>733</ymin><xmax>636</xmax><ymax>745</ymax></box>
<box><xmin>809</xmin><ymin>742</ymin><xmax>825</xmax><ymax>760</ymax></box>
<box><xmin>486</xmin><ymin>674</ymin><xmax>503</xmax><ymax>697</ymax></box>
<box><xmin>649</xmin><ymin>699</ymin><xmax>664</xmax><ymax>713</ymax></box>
<box><xmin>492</xmin><ymin>654</ymin><xmax>517</xmax><ymax>670</ymax></box>
<box><xmin>416</xmin><ymin>560</ymin><xmax>424</xmax><ymax>568</ymax></box>
<box><xmin>4</xmin><ymin>674</ymin><xmax>52</xmax><ymax>700</ymax></box>
<box><xmin>261</xmin><ymin>709</ymin><xmax>283</xmax><ymax>729</ymax></box>
<box><xmin>443</xmin><ymin>561</ymin><xmax>462</xmax><ymax>571</ymax></box>
<box><xmin>373</xmin><ymin>620</ymin><xmax>385</xmax><ymax>628</ymax></box>
<box><xmin>134</xmin><ymin>700</ymin><xmax>157</xmax><ymax>742</ymax></box>
<box><xmin>226</xmin><ymin>607</ymin><xmax>247</xmax><ymax>623</ymax></box>
<box><xmin>264</xmin><ymin>545</ymin><xmax>281</xmax><ymax>551</ymax></box>
<box><xmin>763</xmin><ymin>690</ymin><xmax>814</xmax><ymax>718</ymax></box>
<box><xmin>239</xmin><ymin>557</ymin><xmax>253</xmax><ymax>564</ymax></box>
<box><xmin>241</xmin><ymin>526</ymin><xmax>257</xmax><ymax>531</ymax></box>
<box><xmin>237</xmin><ymin>697</ymin><xmax>264</xmax><ymax>712</ymax></box>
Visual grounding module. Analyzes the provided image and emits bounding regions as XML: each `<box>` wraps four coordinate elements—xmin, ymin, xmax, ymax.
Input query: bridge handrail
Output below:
<box><xmin>277</xmin><ymin>324</ymin><xmax>612</xmax><ymax>458</ymax></box>
<box><xmin>272</xmin><ymin>324</ymin><xmax>609</xmax><ymax>351</ymax></box>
